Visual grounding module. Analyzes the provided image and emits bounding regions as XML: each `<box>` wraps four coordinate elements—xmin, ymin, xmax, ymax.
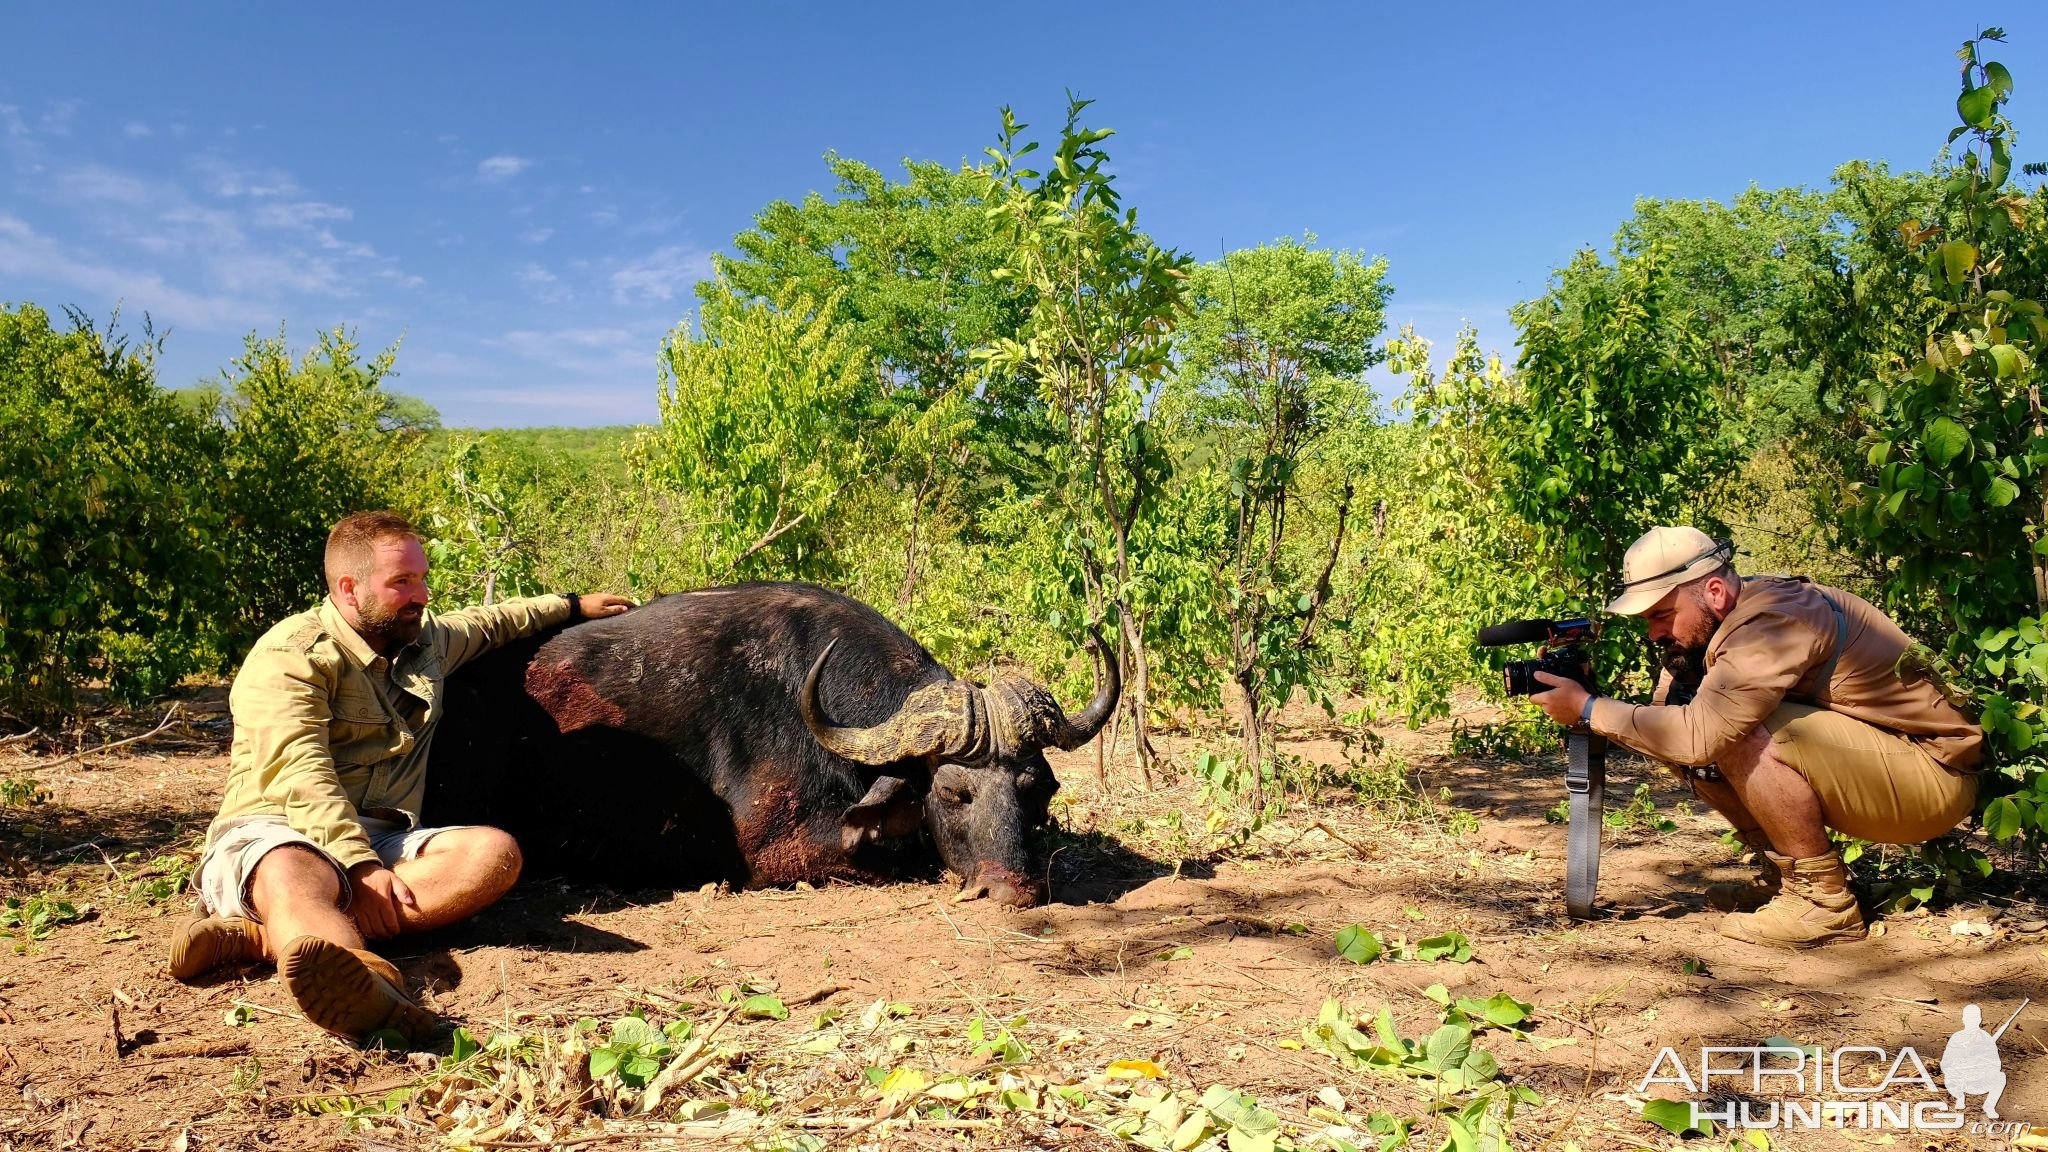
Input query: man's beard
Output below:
<box><xmin>1658</xmin><ymin>641</ymin><xmax>1708</xmax><ymax>690</ymax></box>
<box><xmin>356</xmin><ymin>598</ymin><xmax>424</xmax><ymax>651</ymax></box>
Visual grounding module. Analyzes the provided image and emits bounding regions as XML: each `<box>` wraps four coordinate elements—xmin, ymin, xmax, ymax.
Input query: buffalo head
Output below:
<box><xmin>800</xmin><ymin>636</ymin><xmax>1119</xmax><ymax>907</ymax></box>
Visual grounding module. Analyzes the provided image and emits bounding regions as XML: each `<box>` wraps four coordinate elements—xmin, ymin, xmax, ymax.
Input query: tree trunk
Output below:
<box><xmin>1238</xmin><ymin>670</ymin><xmax>1263</xmax><ymax>794</ymax></box>
<box><xmin>1126</xmin><ymin>615</ymin><xmax>1157</xmax><ymax>788</ymax></box>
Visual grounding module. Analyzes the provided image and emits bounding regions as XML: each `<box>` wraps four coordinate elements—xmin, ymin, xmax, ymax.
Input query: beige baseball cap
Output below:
<box><xmin>1605</xmin><ymin>526</ymin><xmax>1735</xmax><ymax>616</ymax></box>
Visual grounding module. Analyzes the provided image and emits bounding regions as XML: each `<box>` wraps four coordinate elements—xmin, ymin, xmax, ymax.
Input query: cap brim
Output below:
<box><xmin>1604</xmin><ymin>585</ymin><xmax>1668</xmax><ymax>616</ymax></box>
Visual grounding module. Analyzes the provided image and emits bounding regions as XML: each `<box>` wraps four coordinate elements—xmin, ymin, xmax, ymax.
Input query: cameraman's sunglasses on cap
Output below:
<box><xmin>1605</xmin><ymin>536</ymin><xmax>1734</xmax><ymax>616</ymax></box>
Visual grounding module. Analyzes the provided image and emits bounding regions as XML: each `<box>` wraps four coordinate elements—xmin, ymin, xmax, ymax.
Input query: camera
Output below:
<box><xmin>1476</xmin><ymin>617</ymin><xmax>1596</xmax><ymax>697</ymax></box>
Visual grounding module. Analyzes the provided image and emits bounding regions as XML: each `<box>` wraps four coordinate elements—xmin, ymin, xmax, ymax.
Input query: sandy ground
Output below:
<box><xmin>1</xmin><ymin>695</ymin><xmax>2043</xmax><ymax>1150</ymax></box>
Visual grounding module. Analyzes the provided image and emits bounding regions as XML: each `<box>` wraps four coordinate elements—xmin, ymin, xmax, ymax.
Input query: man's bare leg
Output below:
<box><xmin>1686</xmin><ymin>773</ymin><xmax>1762</xmax><ymax>833</ymax></box>
<box><xmin>1715</xmin><ymin>724</ymin><xmax>1830</xmax><ymax>858</ymax></box>
<box><xmin>1714</xmin><ymin>723</ymin><xmax>1863</xmax><ymax>947</ymax></box>
<box><xmin>379</xmin><ymin>827</ymin><xmax>522</xmax><ymax>935</ymax></box>
<box><xmin>248</xmin><ymin>844</ymin><xmax>364</xmax><ymax>958</ymax></box>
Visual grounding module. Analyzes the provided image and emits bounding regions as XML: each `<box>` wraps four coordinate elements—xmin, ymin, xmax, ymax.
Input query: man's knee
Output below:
<box><xmin>424</xmin><ymin>826</ymin><xmax>523</xmax><ymax>890</ymax></box>
<box><xmin>1715</xmin><ymin>723</ymin><xmax>1778</xmax><ymax>782</ymax></box>
<box><xmin>249</xmin><ymin>844</ymin><xmax>344</xmax><ymax>910</ymax></box>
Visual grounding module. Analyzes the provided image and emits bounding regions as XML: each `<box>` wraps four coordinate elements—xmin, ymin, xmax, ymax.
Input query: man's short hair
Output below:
<box><xmin>325</xmin><ymin>511</ymin><xmax>419</xmax><ymax>590</ymax></box>
<box><xmin>1686</xmin><ymin>560</ymin><xmax>1740</xmax><ymax>598</ymax></box>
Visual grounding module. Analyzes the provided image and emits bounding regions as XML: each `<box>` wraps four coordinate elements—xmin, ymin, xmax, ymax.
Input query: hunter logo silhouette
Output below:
<box><xmin>1941</xmin><ymin>999</ymin><xmax>2027</xmax><ymax>1119</ymax></box>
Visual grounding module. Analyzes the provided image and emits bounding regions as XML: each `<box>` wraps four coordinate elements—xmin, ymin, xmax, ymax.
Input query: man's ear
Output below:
<box><xmin>839</xmin><ymin>775</ymin><xmax>926</xmax><ymax>853</ymax></box>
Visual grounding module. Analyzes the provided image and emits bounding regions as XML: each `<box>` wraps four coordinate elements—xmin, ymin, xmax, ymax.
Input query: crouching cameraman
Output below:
<box><xmin>1529</xmin><ymin>526</ymin><xmax>1981</xmax><ymax>949</ymax></box>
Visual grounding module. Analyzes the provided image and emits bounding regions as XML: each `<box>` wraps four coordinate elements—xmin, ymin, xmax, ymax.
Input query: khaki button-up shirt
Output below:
<box><xmin>1588</xmin><ymin>576</ymin><xmax>1983</xmax><ymax>772</ymax></box>
<box><xmin>206</xmin><ymin>594</ymin><xmax>572</xmax><ymax>871</ymax></box>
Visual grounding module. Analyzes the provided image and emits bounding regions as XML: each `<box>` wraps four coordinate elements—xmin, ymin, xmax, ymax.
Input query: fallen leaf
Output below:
<box><xmin>1106</xmin><ymin>1059</ymin><xmax>1164</xmax><ymax>1080</ymax></box>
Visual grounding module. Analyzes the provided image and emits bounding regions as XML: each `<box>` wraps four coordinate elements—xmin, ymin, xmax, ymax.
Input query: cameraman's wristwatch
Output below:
<box><xmin>563</xmin><ymin>593</ymin><xmax>585</xmax><ymax>623</ymax></box>
<box><xmin>1578</xmin><ymin>696</ymin><xmax>1598</xmax><ymax>726</ymax></box>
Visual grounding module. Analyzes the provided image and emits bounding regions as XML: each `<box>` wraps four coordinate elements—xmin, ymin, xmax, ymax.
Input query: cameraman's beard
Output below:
<box><xmin>1658</xmin><ymin>642</ymin><xmax>1708</xmax><ymax>688</ymax></box>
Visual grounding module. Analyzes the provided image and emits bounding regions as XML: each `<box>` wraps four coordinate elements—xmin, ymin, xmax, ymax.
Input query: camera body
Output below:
<box><xmin>1477</xmin><ymin>617</ymin><xmax>1597</xmax><ymax>697</ymax></box>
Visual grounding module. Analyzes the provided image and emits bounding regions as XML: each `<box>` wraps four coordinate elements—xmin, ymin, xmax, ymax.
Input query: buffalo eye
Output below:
<box><xmin>937</xmin><ymin>783</ymin><xmax>972</xmax><ymax>805</ymax></box>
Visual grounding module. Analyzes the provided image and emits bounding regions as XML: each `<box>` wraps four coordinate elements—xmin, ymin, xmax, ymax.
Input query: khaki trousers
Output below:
<box><xmin>1760</xmin><ymin>703</ymin><xmax>1976</xmax><ymax>845</ymax></box>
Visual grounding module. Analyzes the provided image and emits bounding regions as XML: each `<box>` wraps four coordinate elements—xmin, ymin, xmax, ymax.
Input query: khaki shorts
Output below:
<box><xmin>193</xmin><ymin>815</ymin><xmax>472</xmax><ymax>922</ymax></box>
<box><xmin>1761</xmin><ymin>703</ymin><xmax>1977</xmax><ymax>845</ymax></box>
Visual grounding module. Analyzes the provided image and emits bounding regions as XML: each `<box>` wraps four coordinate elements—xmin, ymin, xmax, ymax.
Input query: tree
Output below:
<box><xmin>633</xmin><ymin>287</ymin><xmax>882</xmax><ymax>584</ymax></box>
<box><xmin>711</xmin><ymin>155</ymin><xmax>1040</xmax><ymax>455</ymax></box>
<box><xmin>0</xmin><ymin>305</ymin><xmax>224</xmax><ymax>716</ymax></box>
<box><xmin>1815</xmin><ymin>31</ymin><xmax>2048</xmax><ymax>861</ymax></box>
<box><xmin>975</xmin><ymin>97</ymin><xmax>1193</xmax><ymax>780</ymax></box>
<box><xmin>212</xmin><ymin>327</ymin><xmax>433</xmax><ymax>655</ymax></box>
<box><xmin>1172</xmin><ymin>236</ymin><xmax>1392</xmax><ymax>771</ymax></box>
<box><xmin>1504</xmin><ymin>242</ymin><xmax>1742</xmax><ymax>611</ymax></box>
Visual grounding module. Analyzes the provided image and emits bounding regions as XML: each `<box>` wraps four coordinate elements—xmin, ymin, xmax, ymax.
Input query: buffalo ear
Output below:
<box><xmin>839</xmin><ymin>775</ymin><xmax>926</xmax><ymax>853</ymax></box>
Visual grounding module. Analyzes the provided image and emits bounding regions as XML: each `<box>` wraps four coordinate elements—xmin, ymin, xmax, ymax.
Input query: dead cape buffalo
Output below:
<box><xmin>425</xmin><ymin>581</ymin><xmax>1117</xmax><ymax>907</ymax></box>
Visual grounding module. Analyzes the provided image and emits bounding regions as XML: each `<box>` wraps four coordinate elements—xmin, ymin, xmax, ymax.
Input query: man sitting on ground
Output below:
<box><xmin>1531</xmin><ymin>525</ymin><xmax>1981</xmax><ymax>949</ymax></box>
<box><xmin>170</xmin><ymin>511</ymin><xmax>632</xmax><ymax>1042</ymax></box>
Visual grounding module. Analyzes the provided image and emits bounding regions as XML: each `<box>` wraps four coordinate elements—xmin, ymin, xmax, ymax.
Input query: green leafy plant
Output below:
<box><xmin>1</xmin><ymin>776</ymin><xmax>46</xmax><ymax>808</ymax></box>
<box><xmin>2</xmin><ymin>893</ymin><xmax>91</xmax><ymax>951</ymax></box>
<box><xmin>1334</xmin><ymin>924</ymin><xmax>1385</xmax><ymax>965</ymax></box>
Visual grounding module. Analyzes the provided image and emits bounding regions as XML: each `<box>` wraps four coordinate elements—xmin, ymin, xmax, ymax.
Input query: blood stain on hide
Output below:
<box><xmin>525</xmin><ymin>661</ymin><xmax>627</xmax><ymax>733</ymax></box>
<box><xmin>736</xmin><ymin>776</ymin><xmax>827</xmax><ymax>886</ymax></box>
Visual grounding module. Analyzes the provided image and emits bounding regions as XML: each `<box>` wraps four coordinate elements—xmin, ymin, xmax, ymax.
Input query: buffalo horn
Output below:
<box><xmin>1049</xmin><ymin>628</ymin><xmax>1121</xmax><ymax>750</ymax></box>
<box><xmin>801</xmin><ymin>639</ymin><xmax>984</xmax><ymax>765</ymax></box>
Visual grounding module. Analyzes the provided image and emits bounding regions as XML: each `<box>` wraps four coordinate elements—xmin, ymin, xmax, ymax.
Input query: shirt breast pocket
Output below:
<box><xmin>330</xmin><ymin>693</ymin><xmax>398</xmax><ymax>765</ymax></box>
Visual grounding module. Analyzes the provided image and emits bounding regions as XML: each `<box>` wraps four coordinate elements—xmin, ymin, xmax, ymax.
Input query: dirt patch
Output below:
<box><xmin>1</xmin><ymin>701</ymin><xmax>2043</xmax><ymax>1150</ymax></box>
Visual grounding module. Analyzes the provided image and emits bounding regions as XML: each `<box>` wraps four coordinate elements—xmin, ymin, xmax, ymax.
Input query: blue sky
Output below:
<box><xmin>3</xmin><ymin>4</ymin><xmax>2042</xmax><ymax>426</ymax></box>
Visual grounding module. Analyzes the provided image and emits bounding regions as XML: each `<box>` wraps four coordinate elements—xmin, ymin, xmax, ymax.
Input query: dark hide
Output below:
<box><xmin>426</xmin><ymin>582</ymin><xmax>1061</xmax><ymax>904</ymax></box>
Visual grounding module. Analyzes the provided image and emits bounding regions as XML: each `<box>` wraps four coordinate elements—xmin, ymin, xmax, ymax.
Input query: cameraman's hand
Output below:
<box><xmin>1530</xmin><ymin>671</ymin><xmax>1590</xmax><ymax>728</ymax></box>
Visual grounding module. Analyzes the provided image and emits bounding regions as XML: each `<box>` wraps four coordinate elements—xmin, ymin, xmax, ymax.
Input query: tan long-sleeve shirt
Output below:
<box><xmin>1587</xmin><ymin>577</ymin><xmax>1982</xmax><ymax>771</ymax></box>
<box><xmin>206</xmin><ymin>594</ymin><xmax>572</xmax><ymax>870</ymax></box>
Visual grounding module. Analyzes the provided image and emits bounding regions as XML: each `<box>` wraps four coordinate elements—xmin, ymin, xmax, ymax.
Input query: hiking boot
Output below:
<box><xmin>1718</xmin><ymin>851</ymin><xmax>1867</xmax><ymax>949</ymax></box>
<box><xmin>168</xmin><ymin>915</ymin><xmax>268</xmax><ymax>982</ymax></box>
<box><xmin>1705</xmin><ymin>828</ymin><xmax>1781</xmax><ymax>912</ymax></box>
<box><xmin>277</xmin><ymin>935</ymin><xmax>438</xmax><ymax>1045</ymax></box>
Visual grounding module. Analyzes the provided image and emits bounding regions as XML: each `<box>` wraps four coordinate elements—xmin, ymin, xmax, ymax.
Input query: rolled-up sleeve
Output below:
<box><xmin>229</xmin><ymin>647</ymin><xmax>379</xmax><ymax>870</ymax></box>
<box><xmin>1590</xmin><ymin>610</ymin><xmax>1827</xmax><ymax>767</ymax></box>
<box><xmin>430</xmin><ymin>594</ymin><xmax>575</xmax><ymax>674</ymax></box>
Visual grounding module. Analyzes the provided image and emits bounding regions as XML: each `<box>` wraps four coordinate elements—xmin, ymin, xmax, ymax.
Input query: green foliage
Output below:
<box><xmin>2</xmin><ymin>775</ymin><xmax>48</xmax><ymax>808</ymax></box>
<box><xmin>635</xmin><ymin>288</ymin><xmax>881</xmax><ymax>584</ymax></box>
<box><xmin>0</xmin><ymin>305</ymin><xmax>225</xmax><ymax>716</ymax></box>
<box><xmin>976</xmin><ymin>96</ymin><xmax>1194</xmax><ymax>774</ymax></box>
<box><xmin>1508</xmin><ymin>240</ymin><xmax>1743</xmax><ymax>612</ymax></box>
<box><xmin>2</xmin><ymin>891</ymin><xmax>90</xmax><ymax>951</ymax></box>
<box><xmin>1172</xmin><ymin>235</ymin><xmax>1390</xmax><ymax>770</ymax></box>
<box><xmin>212</xmin><ymin>327</ymin><xmax>433</xmax><ymax>654</ymax></box>
<box><xmin>712</xmin><ymin>155</ymin><xmax>1036</xmax><ymax>453</ymax></box>
<box><xmin>1333</xmin><ymin>924</ymin><xmax>1384</xmax><ymax>965</ymax></box>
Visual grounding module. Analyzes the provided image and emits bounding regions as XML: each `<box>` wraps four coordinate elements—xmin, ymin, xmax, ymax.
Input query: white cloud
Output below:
<box><xmin>490</xmin><ymin>324</ymin><xmax>657</xmax><ymax>385</ymax></box>
<box><xmin>477</xmin><ymin>154</ymin><xmax>530</xmax><ymax>182</ymax></box>
<box><xmin>516</xmin><ymin>263</ymin><xmax>557</xmax><ymax>285</ymax></box>
<box><xmin>610</xmin><ymin>245</ymin><xmax>711</xmax><ymax>305</ymax></box>
<box><xmin>0</xmin><ymin>212</ymin><xmax>265</xmax><ymax>331</ymax></box>
<box><xmin>250</xmin><ymin>201</ymin><xmax>353</xmax><ymax>229</ymax></box>
<box><xmin>519</xmin><ymin>227</ymin><xmax>554</xmax><ymax>245</ymax></box>
<box><xmin>55</xmin><ymin>163</ymin><xmax>154</xmax><ymax>206</ymax></box>
<box><xmin>190</xmin><ymin>155</ymin><xmax>301</xmax><ymax>198</ymax></box>
<box><xmin>122</xmin><ymin>122</ymin><xmax>152</xmax><ymax>139</ymax></box>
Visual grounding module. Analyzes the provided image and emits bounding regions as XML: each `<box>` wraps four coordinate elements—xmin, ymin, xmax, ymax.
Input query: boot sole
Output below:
<box><xmin>279</xmin><ymin>938</ymin><xmax>438</xmax><ymax>1044</ymax></box>
<box><xmin>1718</xmin><ymin>920</ymin><xmax>1868</xmax><ymax>949</ymax></box>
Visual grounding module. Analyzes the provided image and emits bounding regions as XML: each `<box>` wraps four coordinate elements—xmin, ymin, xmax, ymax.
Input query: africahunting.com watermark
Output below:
<box><xmin>1636</xmin><ymin>1000</ymin><xmax>2036</xmax><ymax>1135</ymax></box>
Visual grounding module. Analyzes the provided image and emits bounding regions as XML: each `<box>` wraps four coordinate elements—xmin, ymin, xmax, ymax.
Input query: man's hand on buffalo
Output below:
<box><xmin>347</xmin><ymin>861</ymin><xmax>419</xmax><ymax>940</ymax></box>
<box><xmin>576</xmin><ymin>594</ymin><xmax>635</xmax><ymax>620</ymax></box>
<box><xmin>1530</xmin><ymin>670</ymin><xmax>1591</xmax><ymax>728</ymax></box>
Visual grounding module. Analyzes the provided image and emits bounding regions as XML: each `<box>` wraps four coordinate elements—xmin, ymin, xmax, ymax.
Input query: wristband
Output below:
<box><xmin>1579</xmin><ymin>695</ymin><xmax>1598</xmax><ymax>726</ymax></box>
<box><xmin>564</xmin><ymin>593</ymin><xmax>584</xmax><ymax>623</ymax></box>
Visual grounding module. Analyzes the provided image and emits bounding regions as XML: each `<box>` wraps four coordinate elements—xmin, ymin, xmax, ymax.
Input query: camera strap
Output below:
<box><xmin>1564</xmin><ymin>730</ymin><xmax>1607</xmax><ymax>920</ymax></box>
